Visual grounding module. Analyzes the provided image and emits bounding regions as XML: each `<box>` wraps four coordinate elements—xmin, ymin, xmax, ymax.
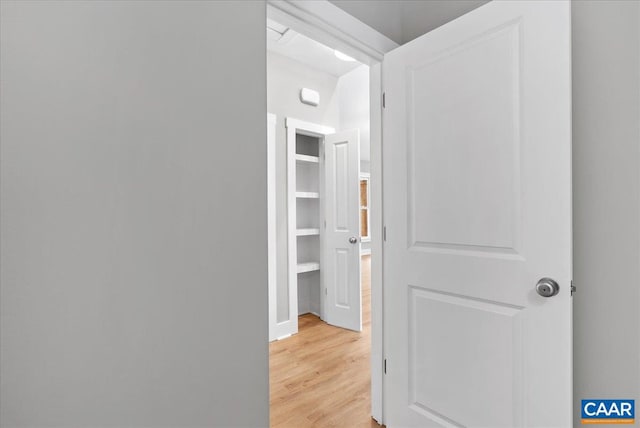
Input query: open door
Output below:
<box><xmin>323</xmin><ymin>129</ymin><xmax>362</xmax><ymax>332</ymax></box>
<box><xmin>383</xmin><ymin>1</ymin><xmax>572</xmax><ymax>427</ymax></box>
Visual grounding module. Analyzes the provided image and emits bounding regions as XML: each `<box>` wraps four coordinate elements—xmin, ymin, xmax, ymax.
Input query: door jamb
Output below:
<box><xmin>268</xmin><ymin>113</ymin><xmax>282</xmax><ymax>342</ymax></box>
<box><xmin>266</xmin><ymin>1</ymin><xmax>398</xmax><ymax>424</ymax></box>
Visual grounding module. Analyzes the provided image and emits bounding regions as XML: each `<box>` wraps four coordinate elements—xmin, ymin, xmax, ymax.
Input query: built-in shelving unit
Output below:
<box><xmin>273</xmin><ymin>116</ymin><xmax>332</xmax><ymax>341</ymax></box>
<box><xmin>295</xmin><ymin>133</ymin><xmax>321</xmax><ymax>286</ymax></box>
<box><xmin>287</xmin><ymin>118</ymin><xmax>334</xmax><ymax>319</ymax></box>
<box><xmin>296</xmin><ymin>191</ymin><xmax>320</xmax><ymax>199</ymax></box>
<box><xmin>296</xmin><ymin>154</ymin><xmax>319</xmax><ymax>164</ymax></box>
<box><xmin>297</xmin><ymin>261</ymin><xmax>320</xmax><ymax>274</ymax></box>
<box><xmin>296</xmin><ymin>228</ymin><xmax>320</xmax><ymax>236</ymax></box>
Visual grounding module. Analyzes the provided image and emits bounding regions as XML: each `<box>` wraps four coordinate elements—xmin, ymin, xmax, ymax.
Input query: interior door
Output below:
<box><xmin>383</xmin><ymin>1</ymin><xmax>572</xmax><ymax>427</ymax></box>
<box><xmin>323</xmin><ymin>129</ymin><xmax>362</xmax><ymax>331</ymax></box>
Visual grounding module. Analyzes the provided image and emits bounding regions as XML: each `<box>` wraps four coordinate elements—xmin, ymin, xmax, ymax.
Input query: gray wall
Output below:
<box><xmin>398</xmin><ymin>0</ymin><xmax>488</xmax><ymax>43</ymax></box>
<box><xmin>0</xmin><ymin>1</ymin><xmax>269</xmax><ymax>426</ymax></box>
<box><xmin>328</xmin><ymin>0</ymin><xmax>403</xmax><ymax>45</ymax></box>
<box><xmin>330</xmin><ymin>0</ymin><xmax>487</xmax><ymax>44</ymax></box>
<box><xmin>572</xmin><ymin>2</ymin><xmax>640</xmax><ymax>425</ymax></box>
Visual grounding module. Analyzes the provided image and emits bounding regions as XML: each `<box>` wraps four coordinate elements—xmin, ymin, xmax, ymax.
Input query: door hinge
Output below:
<box><xmin>325</xmin><ymin>287</ymin><xmax>328</xmax><ymax>296</ymax></box>
<box><xmin>324</xmin><ymin>219</ymin><xmax>326</xmax><ymax>229</ymax></box>
<box><xmin>384</xmin><ymin>359</ymin><xmax>387</xmax><ymax>374</ymax></box>
<box><xmin>383</xmin><ymin>226</ymin><xmax>387</xmax><ymax>242</ymax></box>
<box><xmin>382</xmin><ymin>92</ymin><xmax>386</xmax><ymax>108</ymax></box>
<box><xmin>571</xmin><ymin>281</ymin><xmax>576</xmax><ymax>296</ymax></box>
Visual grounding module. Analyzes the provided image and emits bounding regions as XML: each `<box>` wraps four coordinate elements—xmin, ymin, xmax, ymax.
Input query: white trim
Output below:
<box><xmin>267</xmin><ymin>113</ymin><xmax>279</xmax><ymax>342</ymax></box>
<box><xmin>267</xmin><ymin>0</ymin><xmax>399</xmax><ymax>65</ymax></box>
<box><xmin>369</xmin><ymin>62</ymin><xmax>384</xmax><ymax>425</ymax></box>
<box><xmin>286</xmin><ymin>117</ymin><xmax>335</xmax><ymax>136</ymax></box>
<box><xmin>286</xmin><ymin>121</ymin><xmax>299</xmax><ymax>340</ymax></box>
<box><xmin>276</xmin><ymin>334</ymin><xmax>292</xmax><ymax>341</ymax></box>
<box><xmin>360</xmin><ymin>248</ymin><xmax>372</xmax><ymax>256</ymax></box>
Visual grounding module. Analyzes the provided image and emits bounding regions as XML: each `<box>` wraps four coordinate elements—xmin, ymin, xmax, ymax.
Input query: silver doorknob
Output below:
<box><xmin>349</xmin><ymin>236</ymin><xmax>358</xmax><ymax>244</ymax></box>
<box><xmin>536</xmin><ymin>278</ymin><xmax>560</xmax><ymax>297</ymax></box>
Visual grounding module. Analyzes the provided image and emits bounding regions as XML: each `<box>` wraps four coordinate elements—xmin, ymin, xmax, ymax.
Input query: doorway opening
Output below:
<box><xmin>266</xmin><ymin>16</ymin><xmax>378</xmax><ymax>427</ymax></box>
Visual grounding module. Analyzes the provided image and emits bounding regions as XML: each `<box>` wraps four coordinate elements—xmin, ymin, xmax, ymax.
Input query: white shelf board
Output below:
<box><xmin>296</xmin><ymin>228</ymin><xmax>320</xmax><ymax>236</ymax></box>
<box><xmin>296</xmin><ymin>191</ymin><xmax>320</xmax><ymax>199</ymax></box>
<box><xmin>297</xmin><ymin>261</ymin><xmax>320</xmax><ymax>274</ymax></box>
<box><xmin>296</xmin><ymin>154</ymin><xmax>319</xmax><ymax>164</ymax></box>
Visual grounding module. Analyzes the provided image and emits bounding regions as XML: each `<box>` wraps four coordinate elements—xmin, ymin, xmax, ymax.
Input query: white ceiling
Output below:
<box><xmin>266</xmin><ymin>19</ymin><xmax>362</xmax><ymax>77</ymax></box>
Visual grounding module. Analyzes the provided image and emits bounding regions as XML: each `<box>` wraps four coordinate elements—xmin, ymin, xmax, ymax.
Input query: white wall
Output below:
<box><xmin>337</xmin><ymin>65</ymin><xmax>371</xmax><ymax>162</ymax></box>
<box><xmin>572</xmin><ymin>2</ymin><xmax>640</xmax><ymax>425</ymax></box>
<box><xmin>267</xmin><ymin>51</ymin><xmax>340</xmax><ymax>318</ymax></box>
<box><xmin>0</xmin><ymin>1</ymin><xmax>269</xmax><ymax>426</ymax></box>
<box><xmin>336</xmin><ymin>65</ymin><xmax>371</xmax><ymax>253</ymax></box>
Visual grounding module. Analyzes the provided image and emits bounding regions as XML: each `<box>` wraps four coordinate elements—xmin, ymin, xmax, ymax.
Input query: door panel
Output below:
<box><xmin>409</xmin><ymin>22</ymin><xmax>520</xmax><ymax>253</ymax></box>
<box><xmin>335</xmin><ymin>249</ymin><xmax>350</xmax><ymax>307</ymax></box>
<box><xmin>324</xmin><ymin>130</ymin><xmax>361</xmax><ymax>331</ymax></box>
<box><xmin>383</xmin><ymin>1</ymin><xmax>572</xmax><ymax>426</ymax></box>
<box><xmin>334</xmin><ymin>141</ymin><xmax>350</xmax><ymax>230</ymax></box>
<box><xmin>409</xmin><ymin>287</ymin><xmax>523</xmax><ymax>427</ymax></box>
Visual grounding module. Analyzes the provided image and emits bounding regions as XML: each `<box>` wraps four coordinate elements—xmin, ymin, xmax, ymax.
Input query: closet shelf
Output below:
<box><xmin>296</xmin><ymin>191</ymin><xmax>320</xmax><ymax>199</ymax></box>
<box><xmin>296</xmin><ymin>154</ymin><xmax>320</xmax><ymax>164</ymax></box>
<box><xmin>297</xmin><ymin>262</ymin><xmax>320</xmax><ymax>274</ymax></box>
<box><xmin>296</xmin><ymin>228</ymin><xmax>320</xmax><ymax>236</ymax></box>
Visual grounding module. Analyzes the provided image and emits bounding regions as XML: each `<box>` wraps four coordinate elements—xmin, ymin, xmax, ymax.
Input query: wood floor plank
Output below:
<box><xmin>270</xmin><ymin>255</ymin><xmax>380</xmax><ymax>428</ymax></box>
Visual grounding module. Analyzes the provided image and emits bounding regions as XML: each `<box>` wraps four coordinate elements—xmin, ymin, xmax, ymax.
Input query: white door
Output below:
<box><xmin>323</xmin><ymin>130</ymin><xmax>362</xmax><ymax>331</ymax></box>
<box><xmin>383</xmin><ymin>1</ymin><xmax>572</xmax><ymax>427</ymax></box>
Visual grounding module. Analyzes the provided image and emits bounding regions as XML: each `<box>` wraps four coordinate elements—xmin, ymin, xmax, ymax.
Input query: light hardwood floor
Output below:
<box><xmin>270</xmin><ymin>255</ymin><xmax>380</xmax><ymax>428</ymax></box>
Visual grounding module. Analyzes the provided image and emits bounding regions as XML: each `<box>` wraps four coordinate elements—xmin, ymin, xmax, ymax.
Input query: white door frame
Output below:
<box><xmin>267</xmin><ymin>113</ymin><xmax>282</xmax><ymax>342</ymax></box>
<box><xmin>267</xmin><ymin>1</ymin><xmax>398</xmax><ymax>424</ymax></box>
